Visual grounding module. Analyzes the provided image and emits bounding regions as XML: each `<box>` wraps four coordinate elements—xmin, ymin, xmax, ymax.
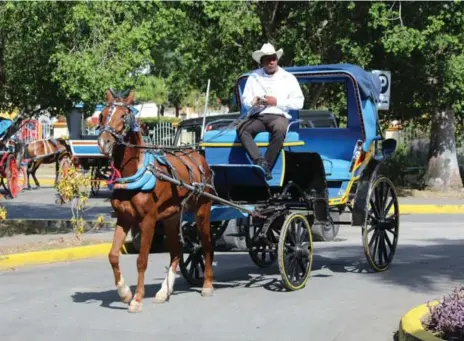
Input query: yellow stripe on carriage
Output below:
<box><xmin>199</xmin><ymin>141</ymin><xmax>305</xmax><ymax>148</ymax></box>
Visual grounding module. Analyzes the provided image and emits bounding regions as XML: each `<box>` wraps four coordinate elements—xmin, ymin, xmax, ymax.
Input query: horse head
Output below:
<box><xmin>97</xmin><ymin>88</ymin><xmax>139</xmax><ymax>157</ymax></box>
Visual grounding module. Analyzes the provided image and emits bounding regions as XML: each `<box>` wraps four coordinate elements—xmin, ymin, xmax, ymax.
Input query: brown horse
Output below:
<box><xmin>22</xmin><ymin>138</ymin><xmax>70</xmax><ymax>189</ymax></box>
<box><xmin>97</xmin><ymin>88</ymin><xmax>214</xmax><ymax>313</ymax></box>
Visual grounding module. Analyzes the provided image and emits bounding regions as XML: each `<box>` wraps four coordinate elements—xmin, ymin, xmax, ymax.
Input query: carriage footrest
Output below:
<box><xmin>210</xmin><ymin>164</ymin><xmax>269</xmax><ymax>187</ymax></box>
<box><xmin>183</xmin><ymin>204</ymin><xmax>255</xmax><ymax>223</ymax></box>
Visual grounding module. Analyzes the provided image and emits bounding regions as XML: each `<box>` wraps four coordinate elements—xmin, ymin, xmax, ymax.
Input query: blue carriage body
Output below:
<box><xmin>183</xmin><ymin>64</ymin><xmax>384</xmax><ymax>223</ymax></box>
<box><xmin>0</xmin><ymin>118</ymin><xmax>14</xmax><ymax>141</ymax></box>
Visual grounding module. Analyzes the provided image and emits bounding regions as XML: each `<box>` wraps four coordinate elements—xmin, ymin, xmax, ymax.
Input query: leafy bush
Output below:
<box><xmin>55</xmin><ymin>163</ymin><xmax>91</xmax><ymax>238</ymax></box>
<box><xmin>422</xmin><ymin>285</ymin><xmax>464</xmax><ymax>340</ymax></box>
<box><xmin>383</xmin><ymin>141</ymin><xmax>428</xmax><ymax>189</ymax></box>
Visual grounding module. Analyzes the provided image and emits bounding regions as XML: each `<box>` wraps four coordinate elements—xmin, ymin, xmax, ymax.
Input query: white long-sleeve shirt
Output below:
<box><xmin>241</xmin><ymin>67</ymin><xmax>305</xmax><ymax>119</ymax></box>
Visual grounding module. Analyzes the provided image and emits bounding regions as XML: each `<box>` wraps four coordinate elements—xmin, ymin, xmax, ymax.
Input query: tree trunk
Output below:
<box><xmin>426</xmin><ymin>108</ymin><xmax>463</xmax><ymax>190</ymax></box>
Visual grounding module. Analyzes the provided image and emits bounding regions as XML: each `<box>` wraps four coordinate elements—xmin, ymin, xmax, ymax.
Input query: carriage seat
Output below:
<box><xmin>201</xmin><ymin>129</ymin><xmax>303</xmax><ymax>146</ymax></box>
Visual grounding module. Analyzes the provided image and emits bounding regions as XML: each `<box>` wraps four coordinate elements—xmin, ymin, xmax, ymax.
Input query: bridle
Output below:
<box><xmin>98</xmin><ymin>101</ymin><xmax>140</xmax><ymax>143</ymax></box>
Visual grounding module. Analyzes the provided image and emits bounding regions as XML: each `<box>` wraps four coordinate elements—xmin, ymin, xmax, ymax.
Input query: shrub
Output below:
<box><xmin>422</xmin><ymin>285</ymin><xmax>464</xmax><ymax>340</ymax></box>
<box><xmin>55</xmin><ymin>163</ymin><xmax>91</xmax><ymax>238</ymax></box>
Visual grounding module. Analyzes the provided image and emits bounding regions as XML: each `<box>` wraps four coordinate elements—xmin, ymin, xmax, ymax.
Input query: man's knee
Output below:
<box><xmin>272</xmin><ymin>119</ymin><xmax>288</xmax><ymax>140</ymax></box>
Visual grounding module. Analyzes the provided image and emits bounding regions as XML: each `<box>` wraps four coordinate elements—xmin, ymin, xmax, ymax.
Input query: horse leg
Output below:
<box><xmin>108</xmin><ymin>221</ymin><xmax>133</xmax><ymax>304</ymax></box>
<box><xmin>26</xmin><ymin>161</ymin><xmax>34</xmax><ymax>190</ymax></box>
<box><xmin>154</xmin><ymin>215</ymin><xmax>182</xmax><ymax>303</ymax></box>
<box><xmin>54</xmin><ymin>156</ymin><xmax>59</xmax><ymax>186</ymax></box>
<box><xmin>31</xmin><ymin>160</ymin><xmax>42</xmax><ymax>188</ymax></box>
<box><xmin>195</xmin><ymin>197</ymin><xmax>214</xmax><ymax>297</ymax></box>
<box><xmin>129</xmin><ymin>214</ymin><xmax>156</xmax><ymax>313</ymax></box>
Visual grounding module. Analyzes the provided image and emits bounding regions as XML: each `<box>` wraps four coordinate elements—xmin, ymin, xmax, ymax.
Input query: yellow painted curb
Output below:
<box><xmin>397</xmin><ymin>204</ymin><xmax>464</xmax><ymax>214</ymax></box>
<box><xmin>399</xmin><ymin>301</ymin><xmax>443</xmax><ymax>341</ymax></box>
<box><xmin>0</xmin><ymin>243</ymin><xmax>120</xmax><ymax>270</ymax></box>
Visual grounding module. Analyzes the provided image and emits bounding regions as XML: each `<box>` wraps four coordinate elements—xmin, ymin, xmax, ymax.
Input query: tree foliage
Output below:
<box><xmin>1</xmin><ymin>1</ymin><xmax>464</xmax><ymax>189</ymax></box>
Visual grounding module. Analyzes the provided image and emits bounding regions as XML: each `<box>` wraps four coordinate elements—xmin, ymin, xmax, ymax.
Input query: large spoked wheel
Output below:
<box><xmin>278</xmin><ymin>213</ymin><xmax>313</xmax><ymax>291</ymax></box>
<box><xmin>179</xmin><ymin>222</ymin><xmax>215</xmax><ymax>287</ymax></box>
<box><xmin>362</xmin><ymin>176</ymin><xmax>399</xmax><ymax>272</ymax></box>
<box><xmin>246</xmin><ymin>215</ymin><xmax>283</xmax><ymax>268</ymax></box>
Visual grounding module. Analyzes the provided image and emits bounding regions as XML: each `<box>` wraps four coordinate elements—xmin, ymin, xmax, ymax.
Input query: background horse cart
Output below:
<box><xmin>0</xmin><ymin>114</ymin><xmax>27</xmax><ymax>198</ymax></box>
<box><xmin>176</xmin><ymin>63</ymin><xmax>400</xmax><ymax>291</ymax></box>
<box><xmin>59</xmin><ymin>106</ymin><xmax>112</xmax><ymax>196</ymax></box>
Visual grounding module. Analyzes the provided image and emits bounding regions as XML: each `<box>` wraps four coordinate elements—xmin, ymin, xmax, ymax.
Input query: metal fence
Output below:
<box><xmin>146</xmin><ymin>122</ymin><xmax>176</xmax><ymax>146</ymax></box>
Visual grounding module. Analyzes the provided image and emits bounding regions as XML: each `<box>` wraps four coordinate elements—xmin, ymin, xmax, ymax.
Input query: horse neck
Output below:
<box><xmin>114</xmin><ymin>131</ymin><xmax>144</xmax><ymax>178</ymax></box>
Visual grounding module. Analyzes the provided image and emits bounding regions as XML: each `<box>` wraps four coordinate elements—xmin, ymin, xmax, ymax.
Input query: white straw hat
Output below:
<box><xmin>252</xmin><ymin>43</ymin><xmax>283</xmax><ymax>64</ymax></box>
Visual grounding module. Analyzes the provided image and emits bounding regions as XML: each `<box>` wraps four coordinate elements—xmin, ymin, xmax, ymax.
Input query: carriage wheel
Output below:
<box><xmin>246</xmin><ymin>215</ymin><xmax>283</xmax><ymax>268</ymax></box>
<box><xmin>277</xmin><ymin>213</ymin><xmax>313</xmax><ymax>291</ymax></box>
<box><xmin>362</xmin><ymin>176</ymin><xmax>399</xmax><ymax>272</ymax></box>
<box><xmin>16</xmin><ymin>166</ymin><xmax>26</xmax><ymax>192</ymax></box>
<box><xmin>179</xmin><ymin>222</ymin><xmax>215</xmax><ymax>287</ymax></box>
<box><xmin>5</xmin><ymin>155</ymin><xmax>20</xmax><ymax>198</ymax></box>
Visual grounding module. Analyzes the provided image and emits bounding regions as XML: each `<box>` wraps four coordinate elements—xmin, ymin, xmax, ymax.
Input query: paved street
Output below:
<box><xmin>1</xmin><ymin>186</ymin><xmax>114</xmax><ymax>221</ymax></box>
<box><xmin>1</xmin><ymin>214</ymin><xmax>463</xmax><ymax>341</ymax></box>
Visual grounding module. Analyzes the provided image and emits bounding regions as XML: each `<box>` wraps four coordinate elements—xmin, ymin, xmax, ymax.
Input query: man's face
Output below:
<box><xmin>261</xmin><ymin>54</ymin><xmax>278</xmax><ymax>74</ymax></box>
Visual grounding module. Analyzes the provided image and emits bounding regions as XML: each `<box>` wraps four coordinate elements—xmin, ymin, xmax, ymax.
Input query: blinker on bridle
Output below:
<box><xmin>99</xmin><ymin>101</ymin><xmax>140</xmax><ymax>143</ymax></box>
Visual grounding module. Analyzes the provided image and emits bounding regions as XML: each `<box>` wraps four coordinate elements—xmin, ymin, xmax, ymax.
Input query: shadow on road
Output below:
<box><xmin>71</xmin><ymin>238</ymin><xmax>464</xmax><ymax>309</ymax></box>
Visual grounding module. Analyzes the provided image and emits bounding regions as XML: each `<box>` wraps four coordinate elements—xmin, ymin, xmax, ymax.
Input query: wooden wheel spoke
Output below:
<box><xmin>383</xmin><ymin>197</ymin><xmax>394</xmax><ymax>218</ymax></box>
<box><xmin>385</xmin><ymin>227</ymin><xmax>397</xmax><ymax>238</ymax></box>
<box><xmin>369</xmin><ymin>198</ymin><xmax>381</xmax><ymax>219</ymax></box>
<box><xmin>199</xmin><ymin>255</ymin><xmax>206</xmax><ymax>273</ymax></box>
<box><xmin>384</xmin><ymin>231</ymin><xmax>393</xmax><ymax>251</ymax></box>
<box><xmin>372</xmin><ymin>230</ymin><xmax>380</xmax><ymax>261</ymax></box>
<box><xmin>369</xmin><ymin>229</ymin><xmax>379</xmax><ymax>249</ymax></box>
<box><xmin>297</xmin><ymin>257</ymin><xmax>307</xmax><ymax>275</ymax></box>
<box><xmin>380</xmin><ymin>232</ymin><xmax>389</xmax><ymax>265</ymax></box>
<box><xmin>183</xmin><ymin>253</ymin><xmax>194</xmax><ymax>267</ymax></box>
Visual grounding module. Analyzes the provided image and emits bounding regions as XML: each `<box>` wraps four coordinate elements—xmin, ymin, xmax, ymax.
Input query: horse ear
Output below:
<box><xmin>124</xmin><ymin>89</ymin><xmax>135</xmax><ymax>105</ymax></box>
<box><xmin>106</xmin><ymin>88</ymin><xmax>115</xmax><ymax>103</ymax></box>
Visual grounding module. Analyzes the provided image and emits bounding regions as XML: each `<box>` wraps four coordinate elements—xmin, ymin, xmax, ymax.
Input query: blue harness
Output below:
<box><xmin>113</xmin><ymin>150</ymin><xmax>172</xmax><ymax>191</ymax></box>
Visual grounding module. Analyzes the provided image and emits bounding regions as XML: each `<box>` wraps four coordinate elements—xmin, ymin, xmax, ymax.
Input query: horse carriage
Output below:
<box><xmin>98</xmin><ymin>63</ymin><xmax>400</xmax><ymax>312</ymax></box>
<box><xmin>59</xmin><ymin>105</ymin><xmax>113</xmax><ymax>196</ymax></box>
<box><xmin>0</xmin><ymin>114</ymin><xmax>27</xmax><ymax>198</ymax></box>
<box><xmin>174</xmin><ymin>63</ymin><xmax>400</xmax><ymax>291</ymax></box>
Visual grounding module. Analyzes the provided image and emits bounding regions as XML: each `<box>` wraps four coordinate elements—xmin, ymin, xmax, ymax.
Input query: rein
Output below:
<box><xmin>99</xmin><ymin>101</ymin><xmax>263</xmax><ymax>153</ymax></box>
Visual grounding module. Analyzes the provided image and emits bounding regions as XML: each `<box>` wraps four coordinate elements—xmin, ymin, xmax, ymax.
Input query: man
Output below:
<box><xmin>237</xmin><ymin>43</ymin><xmax>304</xmax><ymax>180</ymax></box>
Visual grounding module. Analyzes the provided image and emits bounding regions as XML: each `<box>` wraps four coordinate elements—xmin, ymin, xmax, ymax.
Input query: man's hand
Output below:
<box><xmin>263</xmin><ymin>95</ymin><xmax>277</xmax><ymax>106</ymax></box>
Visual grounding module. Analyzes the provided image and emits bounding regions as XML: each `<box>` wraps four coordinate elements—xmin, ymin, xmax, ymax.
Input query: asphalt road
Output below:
<box><xmin>1</xmin><ymin>186</ymin><xmax>114</xmax><ymax>221</ymax></box>
<box><xmin>1</xmin><ymin>214</ymin><xmax>463</xmax><ymax>341</ymax></box>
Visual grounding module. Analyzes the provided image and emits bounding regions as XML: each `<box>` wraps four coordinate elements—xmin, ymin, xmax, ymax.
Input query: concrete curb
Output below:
<box><xmin>398</xmin><ymin>301</ymin><xmax>443</xmax><ymax>341</ymax></box>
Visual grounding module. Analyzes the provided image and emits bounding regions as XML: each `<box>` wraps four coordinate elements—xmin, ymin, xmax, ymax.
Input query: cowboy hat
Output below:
<box><xmin>252</xmin><ymin>43</ymin><xmax>283</xmax><ymax>64</ymax></box>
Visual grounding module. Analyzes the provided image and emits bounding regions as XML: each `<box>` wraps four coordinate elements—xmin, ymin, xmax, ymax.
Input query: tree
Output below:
<box><xmin>0</xmin><ymin>1</ymin><xmax>73</xmax><ymax>115</ymax></box>
<box><xmin>370</xmin><ymin>1</ymin><xmax>464</xmax><ymax>189</ymax></box>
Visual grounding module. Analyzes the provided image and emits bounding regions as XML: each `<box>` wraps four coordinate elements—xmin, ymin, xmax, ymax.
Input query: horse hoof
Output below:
<box><xmin>153</xmin><ymin>294</ymin><xmax>169</xmax><ymax>304</ymax></box>
<box><xmin>201</xmin><ymin>287</ymin><xmax>214</xmax><ymax>297</ymax></box>
<box><xmin>120</xmin><ymin>292</ymin><xmax>133</xmax><ymax>304</ymax></box>
<box><xmin>128</xmin><ymin>299</ymin><xmax>143</xmax><ymax>313</ymax></box>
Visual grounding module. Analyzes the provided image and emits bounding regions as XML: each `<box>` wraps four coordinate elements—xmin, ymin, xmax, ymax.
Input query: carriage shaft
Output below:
<box><xmin>155</xmin><ymin>172</ymin><xmax>264</xmax><ymax>218</ymax></box>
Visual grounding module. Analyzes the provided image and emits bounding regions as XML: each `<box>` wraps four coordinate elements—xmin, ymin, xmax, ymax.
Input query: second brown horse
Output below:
<box><xmin>21</xmin><ymin>138</ymin><xmax>70</xmax><ymax>189</ymax></box>
<box><xmin>97</xmin><ymin>89</ymin><xmax>214</xmax><ymax>313</ymax></box>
